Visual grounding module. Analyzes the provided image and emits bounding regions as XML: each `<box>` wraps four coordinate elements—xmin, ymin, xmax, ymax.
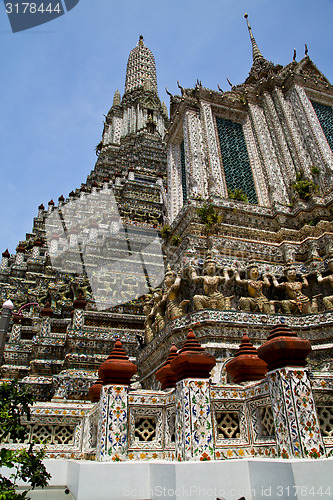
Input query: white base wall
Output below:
<box><xmin>11</xmin><ymin>458</ymin><xmax>333</xmax><ymax>500</ymax></box>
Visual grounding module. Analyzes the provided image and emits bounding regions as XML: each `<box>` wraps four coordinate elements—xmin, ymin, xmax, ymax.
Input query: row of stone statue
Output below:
<box><xmin>10</xmin><ymin>278</ymin><xmax>92</xmax><ymax>311</ymax></box>
<box><xmin>143</xmin><ymin>253</ymin><xmax>333</xmax><ymax>343</ymax></box>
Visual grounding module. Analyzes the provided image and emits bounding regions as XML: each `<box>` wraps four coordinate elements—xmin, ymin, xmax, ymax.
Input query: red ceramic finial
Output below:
<box><xmin>258</xmin><ymin>324</ymin><xmax>311</xmax><ymax>372</ymax></box>
<box><xmin>40</xmin><ymin>302</ymin><xmax>53</xmax><ymax>317</ymax></box>
<box><xmin>58</xmin><ymin>195</ymin><xmax>65</xmax><ymax>202</ymax></box>
<box><xmin>98</xmin><ymin>338</ymin><xmax>137</xmax><ymax>386</ymax></box>
<box><xmin>2</xmin><ymin>249</ymin><xmax>10</xmax><ymax>258</ymax></box>
<box><xmin>226</xmin><ymin>333</ymin><xmax>267</xmax><ymax>383</ymax></box>
<box><xmin>169</xmin><ymin>329</ymin><xmax>216</xmax><ymax>382</ymax></box>
<box><xmin>16</xmin><ymin>244</ymin><xmax>26</xmax><ymax>253</ymax></box>
<box><xmin>12</xmin><ymin>314</ymin><xmax>22</xmax><ymax>324</ymax></box>
<box><xmin>179</xmin><ymin>329</ymin><xmax>205</xmax><ymax>354</ymax></box>
<box><xmin>73</xmin><ymin>293</ymin><xmax>87</xmax><ymax>310</ymax></box>
<box><xmin>38</xmin><ymin>203</ymin><xmax>45</xmax><ymax>210</ymax></box>
<box><xmin>48</xmin><ymin>199</ymin><xmax>54</xmax><ymax>205</ymax></box>
<box><xmin>155</xmin><ymin>344</ymin><xmax>178</xmax><ymax>390</ymax></box>
<box><xmin>88</xmin><ymin>378</ymin><xmax>103</xmax><ymax>402</ymax></box>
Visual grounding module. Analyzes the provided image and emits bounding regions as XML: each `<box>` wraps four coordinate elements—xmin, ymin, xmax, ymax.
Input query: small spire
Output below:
<box><xmin>305</xmin><ymin>43</ymin><xmax>308</xmax><ymax>56</ymax></box>
<box><xmin>139</xmin><ymin>34</ymin><xmax>144</xmax><ymax>46</ymax></box>
<box><xmin>113</xmin><ymin>89</ymin><xmax>121</xmax><ymax>107</ymax></box>
<box><xmin>244</xmin><ymin>13</ymin><xmax>265</xmax><ymax>63</ymax></box>
<box><xmin>161</xmin><ymin>101</ymin><xmax>168</xmax><ymax>118</ymax></box>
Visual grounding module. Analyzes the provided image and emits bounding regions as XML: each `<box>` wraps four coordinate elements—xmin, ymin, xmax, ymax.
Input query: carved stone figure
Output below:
<box><xmin>151</xmin><ymin>289</ymin><xmax>165</xmax><ymax>334</ymax></box>
<box><xmin>317</xmin><ymin>259</ymin><xmax>333</xmax><ymax>310</ymax></box>
<box><xmin>190</xmin><ymin>253</ymin><xmax>231</xmax><ymax>311</ymax></box>
<box><xmin>162</xmin><ymin>266</ymin><xmax>189</xmax><ymax>321</ymax></box>
<box><xmin>235</xmin><ymin>264</ymin><xmax>270</xmax><ymax>313</ymax></box>
<box><xmin>142</xmin><ymin>294</ymin><xmax>154</xmax><ymax>344</ymax></box>
<box><xmin>270</xmin><ymin>266</ymin><xmax>312</xmax><ymax>314</ymax></box>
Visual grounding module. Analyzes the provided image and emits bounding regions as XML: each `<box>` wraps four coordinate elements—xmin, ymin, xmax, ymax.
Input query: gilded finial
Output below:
<box><xmin>139</xmin><ymin>35</ymin><xmax>144</xmax><ymax>46</ymax></box>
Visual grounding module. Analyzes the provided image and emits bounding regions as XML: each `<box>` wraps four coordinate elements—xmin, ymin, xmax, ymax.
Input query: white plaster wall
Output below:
<box><xmin>6</xmin><ymin>458</ymin><xmax>333</xmax><ymax>500</ymax></box>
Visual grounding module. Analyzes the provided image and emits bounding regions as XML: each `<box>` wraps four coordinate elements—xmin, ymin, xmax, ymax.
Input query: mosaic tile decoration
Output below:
<box><xmin>180</xmin><ymin>141</ymin><xmax>187</xmax><ymax>202</ymax></box>
<box><xmin>175</xmin><ymin>379</ymin><xmax>214</xmax><ymax>461</ymax></box>
<box><xmin>268</xmin><ymin>368</ymin><xmax>326</xmax><ymax>459</ymax></box>
<box><xmin>97</xmin><ymin>385</ymin><xmax>128</xmax><ymax>462</ymax></box>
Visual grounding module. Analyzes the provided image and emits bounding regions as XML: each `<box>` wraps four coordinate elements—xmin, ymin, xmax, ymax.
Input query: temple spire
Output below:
<box><xmin>124</xmin><ymin>35</ymin><xmax>158</xmax><ymax>95</ymax></box>
<box><xmin>244</xmin><ymin>13</ymin><xmax>265</xmax><ymax>63</ymax></box>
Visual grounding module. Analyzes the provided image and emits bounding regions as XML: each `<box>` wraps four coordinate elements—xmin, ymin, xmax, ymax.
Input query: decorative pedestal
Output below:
<box><xmin>9</xmin><ymin>315</ymin><xmax>21</xmax><ymax>343</ymax></box>
<box><xmin>96</xmin><ymin>384</ymin><xmax>128</xmax><ymax>462</ymax></box>
<box><xmin>72</xmin><ymin>294</ymin><xmax>87</xmax><ymax>330</ymax></box>
<box><xmin>175</xmin><ymin>379</ymin><xmax>214</xmax><ymax>461</ymax></box>
<box><xmin>39</xmin><ymin>303</ymin><xmax>53</xmax><ymax>337</ymax></box>
<box><xmin>267</xmin><ymin>367</ymin><xmax>326</xmax><ymax>459</ymax></box>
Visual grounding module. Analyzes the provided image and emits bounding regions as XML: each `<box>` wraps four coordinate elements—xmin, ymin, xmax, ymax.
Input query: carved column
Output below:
<box><xmin>9</xmin><ymin>315</ymin><xmax>21</xmax><ymax>343</ymax></box>
<box><xmin>0</xmin><ymin>250</ymin><xmax>10</xmax><ymax>271</ymax></box>
<box><xmin>183</xmin><ymin>109</ymin><xmax>208</xmax><ymax>200</ymax></box>
<box><xmin>200</xmin><ymin>101</ymin><xmax>226</xmax><ymax>198</ymax></box>
<box><xmin>289</xmin><ymin>85</ymin><xmax>333</xmax><ymax>176</ymax></box>
<box><xmin>258</xmin><ymin>325</ymin><xmax>326</xmax><ymax>459</ymax></box>
<box><xmin>96</xmin><ymin>339</ymin><xmax>137</xmax><ymax>462</ymax></box>
<box><xmin>248</xmin><ymin>102</ymin><xmax>289</xmax><ymax>205</ymax></box>
<box><xmin>96</xmin><ymin>384</ymin><xmax>129</xmax><ymax>461</ymax></box>
<box><xmin>167</xmin><ymin>143</ymin><xmax>183</xmax><ymax>222</ymax></box>
<box><xmin>72</xmin><ymin>294</ymin><xmax>86</xmax><ymax>330</ymax></box>
<box><xmin>267</xmin><ymin>368</ymin><xmax>325</xmax><ymax>459</ymax></box>
<box><xmin>262</xmin><ymin>92</ymin><xmax>297</xmax><ymax>184</ymax></box>
<box><xmin>39</xmin><ymin>303</ymin><xmax>53</xmax><ymax>337</ymax></box>
<box><xmin>170</xmin><ymin>329</ymin><xmax>216</xmax><ymax>461</ymax></box>
<box><xmin>272</xmin><ymin>87</ymin><xmax>311</xmax><ymax>177</ymax></box>
<box><xmin>175</xmin><ymin>379</ymin><xmax>215</xmax><ymax>461</ymax></box>
<box><xmin>243</xmin><ymin>116</ymin><xmax>270</xmax><ymax>206</ymax></box>
<box><xmin>15</xmin><ymin>245</ymin><xmax>25</xmax><ymax>265</ymax></box>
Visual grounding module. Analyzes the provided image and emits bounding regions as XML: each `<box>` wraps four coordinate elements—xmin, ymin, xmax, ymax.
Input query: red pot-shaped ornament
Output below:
<box><xmin>88</xmin><ymin>378</ymin><xmax>103</xmax><ymax>402</ymax></box>
<box><xmin>226</xmin><ymin>333</ymin><xmax>267</xmax><ymax>383</ymax></box>
<box><xmin>98</xmin><ymin>339</ymin><xmax>137</xmax><ymax>385</ymax></box>
<box><xmin>156</xmin><ymin>344</ymin><xmax>178</xmax><ymax>390</ymax></box>
<box><xmin>170</xmin><ymin>329</ymin><xmax>216</xmax><ymax>382</ymax></box>
<box><xmin>258</xmin><ymin>324</ymin><xmax>311</xmax><ymax>372</ymax></box>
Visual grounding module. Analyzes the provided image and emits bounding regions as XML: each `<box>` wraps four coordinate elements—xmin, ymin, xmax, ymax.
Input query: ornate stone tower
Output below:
<box><xmin>166</xmin><ymin>15</ymin><xmax>333</xmax><ymax>221</ymax></box>
<box><xmin>0</xmin><ymin>36</ymin><xmax>168</xmax><ymax>400</ymax></box>
<box><xmin>90</xmin><ymin>35</ymin><xmax>168</xmax><ymax>191</ymax></box>
<box><xmin>1</xmin><ymin>19</ymin><xmax>333</xmax><ymax>477</ymax></box>
<box><xmin>137</xmin><ymin>14</ymin><xmax>333</xmax><ymax>390</ymax></box>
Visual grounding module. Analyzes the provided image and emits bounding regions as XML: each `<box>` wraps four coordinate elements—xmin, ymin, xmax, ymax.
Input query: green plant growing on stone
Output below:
<box><xmin>0</xmin><ymin>380</ymin><xmax>51</xmax><ymax>500</ymax></box>
<box><xmin>197</xmin><ymin>204</ymin><xmax>222</xmax><ymax>228</ymax></box>
<box><xmin>311</xmin><ymin>165</ymin><xmax>320</xmax><ymax>175</ymax></box>
<box><xmin>160</xmin><ymin>225</ymin><xmax>172</xmax><ymax>240</ymax></box>
<box><xmin>292</xmin><ymin>172</ymin><xmax>318</xmax><ymax>201</ymax></box>
<box><xmin>171</xmin><ymin>235</ymin><xmax>182</xmax><ymax>246</ymax></box>
<box><xmin>228</xmin><ymin>188</ymin><xmax>249</xmax><ymax>203</ymax></box>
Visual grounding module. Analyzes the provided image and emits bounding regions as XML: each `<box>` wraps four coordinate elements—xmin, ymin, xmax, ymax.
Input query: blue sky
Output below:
<box><xmin>0</xmin><ymin>0</ymin><xmax>332</xmax><ymax>253</ymax></box>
